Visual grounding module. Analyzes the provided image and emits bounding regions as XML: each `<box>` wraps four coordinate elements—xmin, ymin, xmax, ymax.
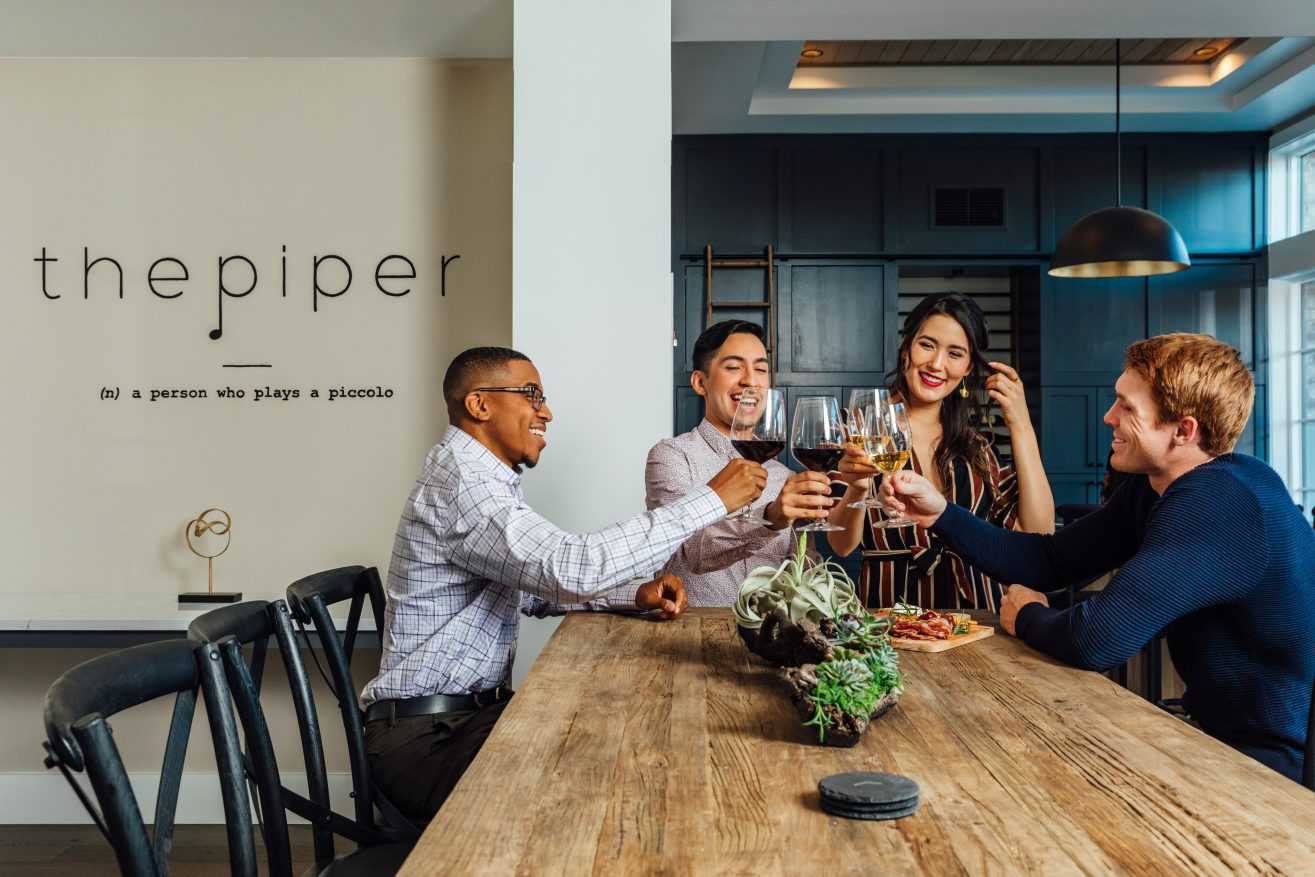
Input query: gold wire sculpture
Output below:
<box><xmin>180</xmin><ymin>508</ymin><xmax>241</xmax><ymax>603</ymax></box>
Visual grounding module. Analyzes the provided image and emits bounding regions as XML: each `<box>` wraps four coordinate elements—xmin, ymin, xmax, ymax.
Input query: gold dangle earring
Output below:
<box><xmin>959</xmin><ymin>382</ymin><xmax>969</xmax><ymax>398</ymax></box>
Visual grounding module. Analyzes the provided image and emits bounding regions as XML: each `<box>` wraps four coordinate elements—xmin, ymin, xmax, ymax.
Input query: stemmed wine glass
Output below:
<box><xmin>873</xmin><ymin>399</ymin><xmax>916</xmax><ymax>529</ymax></box>
<box><xmin>727</xmin><ymin>387</ymin><xmax>785</xmax><ymax>526</ymax></box>
<box><xmin>845</xmin><ymin>388</ymin><xmax>888</xmax><ymax>510</ymax></box>
<box><xmin>790</xmin><ymin>396</ymin><xmax>846</xmax><ymax>533</ymax></box>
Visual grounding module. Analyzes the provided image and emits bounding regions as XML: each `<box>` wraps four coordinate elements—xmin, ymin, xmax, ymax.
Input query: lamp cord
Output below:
<box><xmin>1115</xmin><ymin>38</ymin><xmax>1122</xmax><ymax>207</ymax></box>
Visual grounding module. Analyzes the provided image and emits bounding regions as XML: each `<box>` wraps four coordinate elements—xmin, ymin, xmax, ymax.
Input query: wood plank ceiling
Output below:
<box><xmin>798</xmin><ymin>38</ymin><xmax>1244</xmax><ymax>66</ymax></box>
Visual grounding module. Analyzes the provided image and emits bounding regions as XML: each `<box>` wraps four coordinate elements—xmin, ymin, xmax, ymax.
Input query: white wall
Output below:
<box><xmin>0</xmin><ymin>58</ymin><xmax>511</xmax><ymax>799</ymax></box>
<box><xmin>511</xmin><ymin>0</ymin><xmax>674</xmax><ymax>675</ymax></box>
<box><xmin>0</xmin><ymin>58</ymin><xmax>511</xmax><ymax>601</ymax></box>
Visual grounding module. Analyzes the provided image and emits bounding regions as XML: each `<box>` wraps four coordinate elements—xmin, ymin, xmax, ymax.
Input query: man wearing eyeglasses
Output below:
<box><xmin>361</xmin><ymin>346</ymin><xmax>768</xmax><ymax>821</ymax></box>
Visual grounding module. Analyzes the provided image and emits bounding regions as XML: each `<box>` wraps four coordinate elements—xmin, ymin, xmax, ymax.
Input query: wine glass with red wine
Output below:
<box><xmin>727</xmin><ymin>387</ymin><xmax>785</xmax><ymax>526</ymax></box>
<box><xmin>790</xmin><ymin>395</ymin><xmax>845</xmax><ymax>533</ymax></box>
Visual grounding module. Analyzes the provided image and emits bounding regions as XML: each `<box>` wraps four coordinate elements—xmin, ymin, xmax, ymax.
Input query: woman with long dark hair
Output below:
<box><xmin>828</xmin><ymin>292</ymin><xmax>1055</xmax><ymax>611</ymax></box>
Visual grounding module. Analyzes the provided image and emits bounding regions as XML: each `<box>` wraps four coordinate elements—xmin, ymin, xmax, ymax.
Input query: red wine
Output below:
<box><xmin>793</xmin><ymin>444</ymin><xmax>843</xmax><ymax>472</ymax></box>
<box><xmin>732</xmin><ymin>439</ymin><xmax>784</xmax><ymax>463</ymax></box>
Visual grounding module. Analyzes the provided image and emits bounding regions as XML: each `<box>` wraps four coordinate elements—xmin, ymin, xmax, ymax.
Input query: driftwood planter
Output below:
<box><xmin>739</xmin><ymin>605</ymin><xmax>902</xmax><ymax>747</ymax></box>
<box><xmin>736</xmin><ymin>603</ymin><xmax>856</xmax><ymax>668</ymax></box>
<box><xmin>776</xmin><ymin>664</ymin><xmax>901</xmax><ymax>747</ymax></box>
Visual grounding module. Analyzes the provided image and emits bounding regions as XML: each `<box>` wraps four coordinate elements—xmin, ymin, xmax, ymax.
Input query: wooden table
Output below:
<box><xmin>400</xmin><ymin>609</ymin><xmax>1315</xmax><ymax>876</ymax></box>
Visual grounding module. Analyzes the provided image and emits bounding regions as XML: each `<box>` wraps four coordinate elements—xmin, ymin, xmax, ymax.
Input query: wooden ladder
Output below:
<box><xmin>701</xmin><ymin>244</ymin><xmax>777</xmax><ymax>376</ymax></box>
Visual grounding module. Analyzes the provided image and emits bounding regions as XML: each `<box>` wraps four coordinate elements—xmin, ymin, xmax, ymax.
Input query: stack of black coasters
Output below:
<box><xmin>818</xmin><ymin>771</ymin><xmax>920</xmax><ymax>820</ymax></box>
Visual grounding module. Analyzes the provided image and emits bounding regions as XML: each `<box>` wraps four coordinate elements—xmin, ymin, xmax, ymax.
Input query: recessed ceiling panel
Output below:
<box><xmin>797</xmin><ymin>38</ymin><xmax>1244</xmax><ymax>67</ymax></box>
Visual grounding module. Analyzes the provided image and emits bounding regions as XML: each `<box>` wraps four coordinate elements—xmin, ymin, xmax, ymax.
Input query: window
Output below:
<box><xmin>1304</xmin><ymin>150</ymin><xmax>1315</xmax><ymax>234</ymax></box>
<box><xmin>1302</xmin><ymin>281</ymin><xmax>1315</xmax><ymax>515</ymax></box>
<box><xmin>1267</xmin><ymin>120</ymin><xmax>1315</xmax><ymax>513</ymax></box>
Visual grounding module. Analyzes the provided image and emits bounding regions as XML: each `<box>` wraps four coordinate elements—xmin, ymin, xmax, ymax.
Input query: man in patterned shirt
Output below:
<box><xmin>362</xmin><ymin>346</ymin><xmax>767</xmax><ymax>821</ymax></box>
<box><xmin>646</xmin><ymin>321</ymin><xmax>835</xmax><ymax>606</ymax></box>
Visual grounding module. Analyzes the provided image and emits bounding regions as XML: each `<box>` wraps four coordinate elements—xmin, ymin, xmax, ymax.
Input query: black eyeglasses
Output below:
<box><xmin>473</xmin><ymin>386</ymin><xmax>547</xmax><ymax>411</ymax></box>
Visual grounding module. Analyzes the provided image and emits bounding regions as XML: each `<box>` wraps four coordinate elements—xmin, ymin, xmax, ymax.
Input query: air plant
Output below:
<box><xmin>733</xmin><ymin>533</ymin><xmax>862</xmax><ymax>631</ymax></box>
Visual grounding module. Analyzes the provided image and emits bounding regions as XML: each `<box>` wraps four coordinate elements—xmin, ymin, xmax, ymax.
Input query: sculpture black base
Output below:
<box><xmin>179</xmin><ymin>592</ymin><xmax>243</xmax><ymax>604</ymax></box>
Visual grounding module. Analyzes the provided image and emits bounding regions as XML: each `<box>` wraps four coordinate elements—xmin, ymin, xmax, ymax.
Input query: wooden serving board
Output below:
<box><xmin>890</xmin><ymin>623</ymin><xmax>994</xmax><ymax>652</ymax></box>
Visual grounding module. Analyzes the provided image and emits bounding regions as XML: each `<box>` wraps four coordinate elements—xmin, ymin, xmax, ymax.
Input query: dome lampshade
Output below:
<box><xmin>1049</xmin><ymin>205</ymin><xmax>1191</xmax><ymax>278</ymax></box>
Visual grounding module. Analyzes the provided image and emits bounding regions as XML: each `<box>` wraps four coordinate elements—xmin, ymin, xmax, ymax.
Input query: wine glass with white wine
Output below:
<box><xmin>872</xmin><ymin>399</ymin><xmax>916</xmax><ymax>529</ymax></box>
<box><xmin>845</xmin><ymin>388</ymin><xmax>888</xmax><ymax>509</ymax></box>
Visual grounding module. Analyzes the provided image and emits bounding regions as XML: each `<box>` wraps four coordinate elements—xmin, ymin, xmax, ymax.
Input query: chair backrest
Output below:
<box><xmin>187</xmin><ymin>599</ymin><xmax>396</xmax><ymax>871</ymax></box>
<box><xmin>284</xmin><ymin>566</ymin><xmax>399</xmax><ymax>835</ymax></box>
<box><xmin>42</xmin><ymin>639</ymin><xmax>258</xmax><ymax>877</ymax></box>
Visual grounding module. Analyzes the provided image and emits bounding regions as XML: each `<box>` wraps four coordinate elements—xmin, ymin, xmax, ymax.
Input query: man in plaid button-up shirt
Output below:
<box><xmin>362</xmin><ymin>347</ymin><xmax>767</xmax><ymax>820</ymax></box>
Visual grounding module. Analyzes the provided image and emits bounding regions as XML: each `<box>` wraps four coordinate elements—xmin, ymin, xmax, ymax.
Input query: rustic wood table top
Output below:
<box><xmin>399</xmin><ymin>608</ymin><xmax>1315</xmax><ymax>876</ymax></box>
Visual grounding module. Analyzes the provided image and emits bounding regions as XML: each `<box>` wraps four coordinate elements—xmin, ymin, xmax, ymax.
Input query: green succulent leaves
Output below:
<box><xmin>802</xmin><ymin>644</ymin><xmax>905</xmax><ymax>742</ymax></box>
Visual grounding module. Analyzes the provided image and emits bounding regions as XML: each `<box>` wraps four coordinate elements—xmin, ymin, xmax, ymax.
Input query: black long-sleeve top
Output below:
<box><xmin>930</xmin><ymin>454</ymin><xmax>1315</xmax><ymax>781</ymax></box>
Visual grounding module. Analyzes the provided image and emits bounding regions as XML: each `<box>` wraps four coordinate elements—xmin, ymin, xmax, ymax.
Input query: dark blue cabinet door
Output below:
<box><xmin>682</xmin><ymin>147</ymin><xmax>778</xmax><ymax>253</ymax></box>
<box><xmin>1095</xmin><ymin>385</ymin><xmax>1117</xmax><ymax>464</ymax></box>
<box><xmin>674</xmin><ymin>387</ymin><xmax>704</xmax><ymax>438</ymax></box>
<box><xmin>1041</xmin><ymin>275</ymin><xmax>1146</xmax><ymax>386</ymax></box>
<box><xmin>789</xmin><ymin>147</ymin><xmax>884</xmax><ymax>253</ymax></box>
<box><xmin>1147</xmin><ymin>263</ymin><xmax>1255</xmax><ymax>365</ymax></box>
<box><xmin>1041</xmin><ymin>387</ymin><xmax>1101</xmax><ymax>472</ymax></box>
<box><xmin>1151</xmin><ymin>141</ymin><xmax>1259</xmax><ymax>255</ymax></box>
<box><xmin>778</xmin><ymin>262</ymin><xmax>889</xmax><ymax>386</ymax></box>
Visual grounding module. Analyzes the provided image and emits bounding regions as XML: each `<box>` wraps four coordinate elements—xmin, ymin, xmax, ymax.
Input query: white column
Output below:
<box><xmin>512</xmin><ymin>0</ymin><xmax>673</xmax><ymax>528</ymax></box>
<box><xmin>511</xmin><ymin>0</ymin><xmax>673</xmax><ymax>680</ymax></box>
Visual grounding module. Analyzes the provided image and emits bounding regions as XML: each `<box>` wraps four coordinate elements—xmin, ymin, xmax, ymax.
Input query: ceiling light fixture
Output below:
<box><xmin>1193</xmin><ymin>45</ymin><xmax>1220</xmax><ymax>57</ymax></box>
<box><xmin>1048</xmin><ymin>39</ymin><xmax>1190</xmax><ymax>279</ymax></box>
<box><xmin>800</xmin><ymin>47</ymin><xmax>823</xmax><ymax>59</ymax></box>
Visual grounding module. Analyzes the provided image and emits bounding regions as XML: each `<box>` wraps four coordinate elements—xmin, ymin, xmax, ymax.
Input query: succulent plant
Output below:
<box><xmin>733</xmin><ymin>533</ymin><xmax>862</xmax><ymax>631</ymax></box>
<box><xmin>801</xmin><ymin>643</ymin><xmax>904</xmax><ymax>743</ymax></box>
<box><xmin>831</xmin><ymin>612</ymin><xmax>892</xmax><ymax>652</ymax></box>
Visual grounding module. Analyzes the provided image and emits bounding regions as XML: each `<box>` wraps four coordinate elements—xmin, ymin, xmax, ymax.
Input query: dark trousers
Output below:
<box><xmin>364</xmin><ymin>699</ymin><xmax>509</xmax><ymax>822</ymax></box>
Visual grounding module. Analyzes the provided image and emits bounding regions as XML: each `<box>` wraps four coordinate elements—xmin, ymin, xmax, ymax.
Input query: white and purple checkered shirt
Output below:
<box><xmin>361</xmin><ymin>426</ymin><xmax>725</xmax><ymax>704</ymax></box>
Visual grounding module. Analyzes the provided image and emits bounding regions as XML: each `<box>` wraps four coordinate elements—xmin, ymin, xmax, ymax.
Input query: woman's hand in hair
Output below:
<box><xmin>985</xmin><ymin>362</ymin><xmax>1032</xmax><ymax>431</ymax></box>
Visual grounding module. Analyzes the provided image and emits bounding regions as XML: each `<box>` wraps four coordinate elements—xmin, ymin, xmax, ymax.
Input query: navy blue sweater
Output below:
<box><xmin>931</xmin><ymin>454</ymin><xmax>1315</xmax><ymax>781</ymax></box>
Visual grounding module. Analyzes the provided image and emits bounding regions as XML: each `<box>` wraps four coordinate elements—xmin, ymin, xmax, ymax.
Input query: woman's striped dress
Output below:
<box><xmin>859</xmin><ymin>436</ymin><xmax>1020</xmax><ymax>612</ymax></box>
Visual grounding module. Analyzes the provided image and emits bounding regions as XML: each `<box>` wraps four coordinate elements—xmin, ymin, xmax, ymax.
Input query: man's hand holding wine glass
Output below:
<box><xmin>763</xmin><ymin>471</ymin><xmax>834</xmax><ymax>530</ymax></box>
<box><xmin>706</xmin><ymin>458</ymin><xmax>769</xmax><ymax>514</ymax></box>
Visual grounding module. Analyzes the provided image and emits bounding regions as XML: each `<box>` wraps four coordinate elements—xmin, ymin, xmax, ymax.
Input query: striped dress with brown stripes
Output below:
<box><xmin>859</xmin><ymin>436</ymin><xmax>1020</xmax><ymax>612</ymax></box>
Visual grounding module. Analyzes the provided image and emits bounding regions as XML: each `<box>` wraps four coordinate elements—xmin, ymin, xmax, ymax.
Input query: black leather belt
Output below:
<box><xmin>363</xmin><ymin>685</ymin><xmax>512</xmax><ymax>724</ymax></box>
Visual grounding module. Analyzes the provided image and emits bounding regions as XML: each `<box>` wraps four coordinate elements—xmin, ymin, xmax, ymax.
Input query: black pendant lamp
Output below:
<box><xmin>1049</xmin><ymin>39</ymin><xmax>1190</xmax><ymax>278</ymax></box>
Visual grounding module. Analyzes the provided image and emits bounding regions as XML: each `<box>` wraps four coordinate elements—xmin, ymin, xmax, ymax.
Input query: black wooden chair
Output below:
<box><xmin>187</xmin><ymin>599</ymin><xmax>413</xmax><ymax>876</ymax></box>
<box><xmin>42</xmin><ymin>639</ymin><xmax>260</xmax><ymax>876</ymax></box>
<box><xmin>283</xmin><ymin>566</ymin><xmax>419</xmax><ymax>838</ymax></box>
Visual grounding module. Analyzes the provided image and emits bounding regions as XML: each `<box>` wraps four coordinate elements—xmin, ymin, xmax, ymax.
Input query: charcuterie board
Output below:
<box><xmin>889</xmin><ymin>623</ymin><xmax>994</xmax><ymax>652</ymax></box>
<box><xmin>872</xmin><ymin>606</ymin><xmax>996</xmax><ymax>652</ymax></box>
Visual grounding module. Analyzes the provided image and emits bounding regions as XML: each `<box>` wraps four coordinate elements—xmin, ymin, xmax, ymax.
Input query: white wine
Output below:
<box><xmin>871</xmin><ymin>449</ymin><xmax>910</xmax><ymax>476</ymax></box>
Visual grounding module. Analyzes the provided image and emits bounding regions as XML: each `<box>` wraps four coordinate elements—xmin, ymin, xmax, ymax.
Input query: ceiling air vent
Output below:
<box><xmin>932</xmin><ymin>187</ymin><xmax>1006</xmax><ymax>228</ymax></box>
